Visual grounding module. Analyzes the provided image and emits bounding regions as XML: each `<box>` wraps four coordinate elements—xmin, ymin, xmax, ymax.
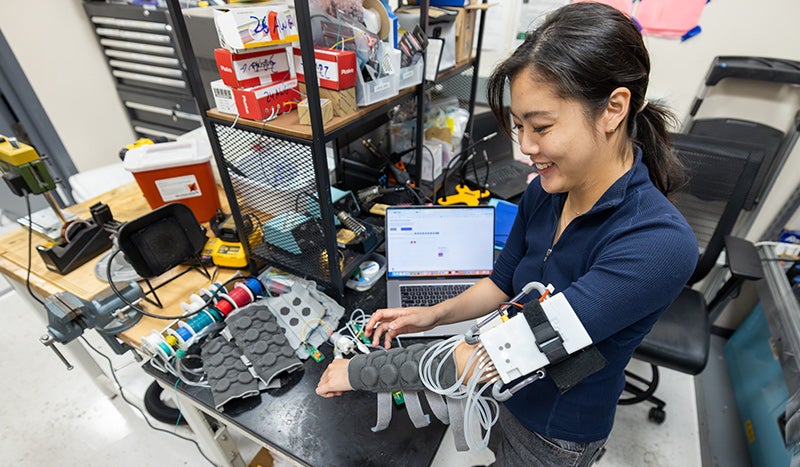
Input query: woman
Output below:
<box><xmin>317</xmin><ymin>3</ymin><xmax>698</xmax><ymax>465</ymax></box>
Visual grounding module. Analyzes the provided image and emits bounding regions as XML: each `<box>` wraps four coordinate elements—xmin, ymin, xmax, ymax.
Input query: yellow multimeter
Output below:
<box><xmin>203</xmin><ymin>237</ymin><xmax>248</xmax><ymax>268</ymax></box>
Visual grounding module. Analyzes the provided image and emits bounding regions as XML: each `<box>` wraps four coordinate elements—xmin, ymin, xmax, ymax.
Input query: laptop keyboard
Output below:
<box><xmin>400</xmin><ymin>283</ymin><xmax>471</xmax><ymax>307</ymax></box>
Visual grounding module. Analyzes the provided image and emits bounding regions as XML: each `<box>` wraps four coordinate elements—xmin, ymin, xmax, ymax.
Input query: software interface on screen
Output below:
<box><xmin>386</xmin><ymin>208</ymin><xmax>495</xmax><ymax>278</ymax></box>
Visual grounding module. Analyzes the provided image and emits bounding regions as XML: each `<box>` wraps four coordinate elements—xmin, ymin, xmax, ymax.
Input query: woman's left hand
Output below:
<box><xmin>316</xmin><ymin>358</ymin><xmax>353</xmax><ymax>397</ymax></box>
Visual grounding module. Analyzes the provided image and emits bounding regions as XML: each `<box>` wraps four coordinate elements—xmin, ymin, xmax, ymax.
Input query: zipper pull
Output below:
<box><xmin>543</xmin><ymin>248</ymin><xmax>553</xmax><ymax>263</ymax></box>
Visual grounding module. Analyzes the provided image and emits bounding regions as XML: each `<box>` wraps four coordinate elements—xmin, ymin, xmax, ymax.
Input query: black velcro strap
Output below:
<box><xmin>548</xmin><ymin>346</ymin><xmax>607</xmax><ymax>393</ymax></box>
<box><xmin>522</xmin><ymin>300</ymin><xmax>568</xmax><ymax>364</ymax></box>
<box><xmin>520</xmin><ymin>299</ymin><xmax>607</xmax><ymax>393</ymax></box>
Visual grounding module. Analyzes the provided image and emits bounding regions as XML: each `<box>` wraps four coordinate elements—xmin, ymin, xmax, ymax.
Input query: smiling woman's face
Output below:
<box><xmin>509</xmin><ymin>72</ymin><xmax>611</xmax><ymax>195</ymax></box>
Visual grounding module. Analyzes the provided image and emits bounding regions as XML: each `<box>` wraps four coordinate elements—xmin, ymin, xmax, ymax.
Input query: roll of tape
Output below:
<box><xmin>362</xmin><ymin>8</ymin><xmax>381</xmax><ymax>35</ymax></box>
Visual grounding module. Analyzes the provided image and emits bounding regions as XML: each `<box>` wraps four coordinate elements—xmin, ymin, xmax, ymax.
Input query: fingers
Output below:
<box><xmin>371</xmin><ymin>320</ymin><xmax>399</xmax><ymax>349</ymax></box>
<box><xmin>315</xmin><ymin>358</ymin><xmax>352</xmax><ymax>397</ymax></box>
<box><xmin>364</xmin><ymin>308</ymin><xmax>401</xmax><ymax>337</ymax></box>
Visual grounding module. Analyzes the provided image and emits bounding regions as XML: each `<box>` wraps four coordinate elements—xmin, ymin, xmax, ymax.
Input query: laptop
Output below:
<box><xmin>385</xmin><ymin>205</ymin><xmax>495</xmax><ymax>336</ymax></box>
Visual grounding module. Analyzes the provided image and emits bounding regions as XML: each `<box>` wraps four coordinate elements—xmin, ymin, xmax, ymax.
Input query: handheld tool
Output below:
<box><xmin>0</xmin><ymin>135</ymin><xmax>114</xmax><ymax>274</ymax></box>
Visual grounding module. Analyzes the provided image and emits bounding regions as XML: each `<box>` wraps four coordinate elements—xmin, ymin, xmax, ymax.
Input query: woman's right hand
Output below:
<box><xmin>364</xmin><ymin>306</ymin><xmax>443</xmax><ymax>349</ymax></box>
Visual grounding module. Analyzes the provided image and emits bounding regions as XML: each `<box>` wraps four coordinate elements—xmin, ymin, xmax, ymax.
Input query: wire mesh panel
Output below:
<box><xmin>212</xmin><ymin>122</ymin><xmax>334</xmax><ymax>286</ymax></box>
<box><xmin>431</xmin><ymin>66</ymin><xmax>475</xmax><ymax>112</ymax></box>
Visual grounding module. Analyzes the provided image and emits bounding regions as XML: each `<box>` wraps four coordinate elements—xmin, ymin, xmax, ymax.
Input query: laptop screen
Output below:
<box><xmin>385</xmin><ymin>206</ymin><xmax>495</xmax><ymax>278</ymax></box>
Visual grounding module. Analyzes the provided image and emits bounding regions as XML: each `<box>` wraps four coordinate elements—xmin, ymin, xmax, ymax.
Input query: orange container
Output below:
<box><xmin>122</xmin><ymin>140</ymin><xmax>220</xmax><ymax>222</ymax></box>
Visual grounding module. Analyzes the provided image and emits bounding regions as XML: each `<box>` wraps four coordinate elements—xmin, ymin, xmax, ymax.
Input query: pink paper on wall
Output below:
<box><xmin>572</xmin><ymin>0</ymin><xmax>634</xmax><ymax>16</ymax></box>
<box><xmin>635</xmin><ymin>0</ymin><xmax>707</xmax><ymax>37</ymax></box>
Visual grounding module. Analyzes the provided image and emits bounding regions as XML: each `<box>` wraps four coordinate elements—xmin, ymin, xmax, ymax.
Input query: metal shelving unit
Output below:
<box><xmin>165</xmin><ymin>0</ymin><xmax>488</xmax><ymax>302</ymax></box>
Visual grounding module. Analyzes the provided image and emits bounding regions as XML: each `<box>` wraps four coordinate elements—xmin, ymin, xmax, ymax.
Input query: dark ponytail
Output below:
<box><xmin>633</xmin><ymin>101</ymin><xmax>684</xmax><ymax>196</ymax></box>
<box><xmin>486</xmin><ymin>2</ymin><xmax>685</xmax><ymax>197</ymax></box>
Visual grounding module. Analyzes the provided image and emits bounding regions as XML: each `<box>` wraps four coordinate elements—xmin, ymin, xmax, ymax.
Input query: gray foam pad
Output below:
<box><xmin>348</xmin><ymin>342</ymin><xmax>457</xmax><ymax>393</ymax></box>
<box><xmin>201</xmin><ymin>335</ymin><xmax>260</xmax><ymax>410</ymax></box>
<box><xmin>225</xmin><ymin>303</ymin><xmax>303</xmax><ymax>386</ymax></box>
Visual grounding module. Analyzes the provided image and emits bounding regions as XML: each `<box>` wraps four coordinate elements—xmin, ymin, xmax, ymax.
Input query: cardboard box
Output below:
<box><xmin>213</xmin><ymin>6</ymin><xmax>299</xmax><ymax>53</ymax></box>
<box><xmin>210</xmin><ymin>79</ymin><xmax>238</xmax><ymax>115</ymax></box>
<box><xmin>214</xmin><ymin>47</ymin><xmax>293</xmax><ymax>88</ymax></box>
<box><xmin>298</xmin><ymin>98</ymin><xmax>333</xmax><ymax>125</ymax></box>
<box><xmin>232</xmin><ymin>79</ymin><xmax>300</xmax><ymax>121</ymax></box>
<box><xmin>298</xmin><ymin>82</ymin><xmax>356</xmax><ymax>117</ymax></box>
<box><xmin>292</xmin><ymin>47</ymin><xmax>357</xmax><ymax>90</ymax></box>
<box><xmin>448</xmin><ymin>6</ymin><xmax>478</xmax><ymax>63</ymax></box>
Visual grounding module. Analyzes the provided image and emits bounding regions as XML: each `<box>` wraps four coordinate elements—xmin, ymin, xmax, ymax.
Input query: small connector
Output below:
<box><xmin>330</xmin><ymin>332</ymin><xmax>355</xmax><ymax>356</ymax></box>
<box><xmin>304</xmin><ymin>343</ymin><xmax>325</xmax><ymax>362</ymax></box>
<box><xmin>392</xmin><ymin>391</ymin><xmax>405</xmax><ymax>406</ymax></box>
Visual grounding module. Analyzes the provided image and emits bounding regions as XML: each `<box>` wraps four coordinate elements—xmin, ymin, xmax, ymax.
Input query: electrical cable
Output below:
<box><xmin>480</xmin><ymin>149</ymin><xmax>491</xmax><ymax>193</ymax></box>
<box><xmin>24</xmin><ymin>193</ymin><xmax>46</xmax><ymax>306</ymax></box>
<box><xmin>468</xmin><ymin>151</ymin><xmax>481</xmax><ymax>190</ymax></box>
<box><xmin>106</xmin><ymin>247</ymin><xmax>243</xmax><ymax>320</ymax></box>
<box><xmin>421</xmin><ymin>144</ymin><xmax>438</xmax><ymax>203</ymax></box>
<box><xmin>436</xmin><ymin>133</ymin><xmax>497</xmax><ymax>203</ymax></box>
<box><xmin>79</xmin><ymin>336</ymin><xmax>217</xmax><ymax>466</ymax></box>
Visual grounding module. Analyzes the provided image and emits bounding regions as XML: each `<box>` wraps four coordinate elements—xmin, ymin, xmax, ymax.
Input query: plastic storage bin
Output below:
<box><xmin>345</xmin><ymin>253</ymin><xmax>387</xmax><ymax>292</ymax></box>
<box><xmin>355</xmin><ymin>49</ymin><xmax>401</xmax><ymax>107</ymax></box>
<box><xmin>398</xmin><ymin>59</ymin><xmax>424</xmax><ymax>90</ymax></box>
<box><xmin>122</xmin><ymin>140</ymin><xmax>220</xmax><ymax>222</ymax></box>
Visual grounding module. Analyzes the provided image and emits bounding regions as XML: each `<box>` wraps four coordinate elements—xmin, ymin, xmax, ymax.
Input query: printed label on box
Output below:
<box><xmin>155</xmin><ymin>175</ymin><xmax>202</xmax><ymax>201</ymax></box>
<box><xmin>211</xmin><ymin>79</ymin><xmax>238</xmax><ymax>115</ymax></box>
<box><xmin>215</xmin><ymin>47</ymin><xmax>293</xmax><ymax>88</ymax></box>
<box><xmin>214</xmin><ymin>7</ymin><xmax>299</xmax><ymax>52</ymax></box>
<box><xmin>293</xmin><ymin>48</ymin><xmax>357</xmax><ymax>90</ymax></box>
<box><xmin>232</xmin><ymin>78</ymin><xmax>299</xmax><ymax>120</ymax></box>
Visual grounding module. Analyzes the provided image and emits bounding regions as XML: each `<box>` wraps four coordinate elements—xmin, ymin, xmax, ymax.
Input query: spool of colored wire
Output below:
<box><xmin>158</xmin><ymin>342</ymin><xmax>174</xmax><ymax>357</ymax></box>
<box><xmin>164</xmin><ymin>334</ymin><xmax>178</xmax><ymax>348</ymax></box>
<box><xmin>143</xmin><ymin>333</ymin><xmax>170</xmax><ymax>359</ymax></box>
<box><xmin>244</xmin><ymin>277</ymin><xmax>265</xmax><ymax>296</ymax></box>
<box><xmin>231</xmin><ymin>283</ymin><xmax>254</xmax><ymax>305</ymax></box>
<box><xmin>208</xmin><ymin>306</ymin><xmax>224</xmax><ymax>322</ymax></box>
<box><xmin>175</xmin><ymin>325</ymin><xmax>194</xmax><ymax>343</ymax></box>
<box><xmin>186</xmin><ymin>311</ymin><xmax>215</xmax><ymax>333</ymax></box>
<box><xmin>215</xmin><ymin>294</ymin><xmax>236</xmax><ymax>316</ymax></box>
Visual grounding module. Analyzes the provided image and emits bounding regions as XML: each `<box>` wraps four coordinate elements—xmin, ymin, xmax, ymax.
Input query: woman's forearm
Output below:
<box><xmin>432</xmin><ymin>278</ymin><xmax>509</xmax><ymax>325</ymax></box>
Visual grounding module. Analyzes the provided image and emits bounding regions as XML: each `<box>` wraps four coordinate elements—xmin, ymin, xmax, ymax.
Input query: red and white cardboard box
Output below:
<box><xmin>232</xmin><ymin>79</ymin><xmax>300</xmax><ymax>121</ymax></box>
<box><xmin>213</xmin><ymin>6</ymin><xmax>299</xmax><ymax>53</ymax></box>
<box><xmin>292</xmin><ymin>47</ymin><xmax>357</xmax><ymax>90</ymax></box>
<box><xmin>214</xmin><ymin>47</ymin><xmax>293</xmax><ymax>88</ymax></box>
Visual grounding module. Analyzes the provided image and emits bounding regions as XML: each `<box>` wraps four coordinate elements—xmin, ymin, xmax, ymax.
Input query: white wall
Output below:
<box><xmin>0</xmin><ymin>0</ymin><xmax>134</xmax><ymax>172</ymax></box>
<box><xmin>480</xmin><ymin>0</ymin><xmax>800</xmax><ymax>242</ymax></box>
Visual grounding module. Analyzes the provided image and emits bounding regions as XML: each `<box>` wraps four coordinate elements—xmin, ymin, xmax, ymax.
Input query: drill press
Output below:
<box><xmin>0</xmin><ymin>135</ymin><xmax>113</xmax><ymax>274</ymax></box>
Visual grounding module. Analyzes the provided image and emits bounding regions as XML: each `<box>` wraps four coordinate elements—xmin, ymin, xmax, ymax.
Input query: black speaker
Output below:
<box><xmin>118</xmin><ymin>203</ymin><xmax>207</xmax><ymax>278</ymax></box>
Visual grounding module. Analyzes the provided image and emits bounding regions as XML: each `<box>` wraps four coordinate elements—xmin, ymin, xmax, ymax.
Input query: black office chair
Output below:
<box><xmin>619</xmin><ymin>133</ymin><xmax>765</xmax><ymax>423</ymax></box>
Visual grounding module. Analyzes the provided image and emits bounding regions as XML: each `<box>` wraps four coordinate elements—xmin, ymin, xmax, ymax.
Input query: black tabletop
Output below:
<box><xmin>144</xmin><ymin>279</ymin><xmax>447</xmax><ymax>467</ymax></box>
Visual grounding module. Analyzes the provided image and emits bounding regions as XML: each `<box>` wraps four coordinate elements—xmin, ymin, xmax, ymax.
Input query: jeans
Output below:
<box><xmin>490</xmin><ymin>405</ymin><xmax>607</xmax><ymax>467</ymax></box>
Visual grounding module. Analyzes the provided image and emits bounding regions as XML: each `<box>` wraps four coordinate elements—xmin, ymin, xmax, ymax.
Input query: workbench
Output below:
<box><xmin>0</xmin><ymin>182</ymin><xmax>447</xmax><ymax>466</ymax></box>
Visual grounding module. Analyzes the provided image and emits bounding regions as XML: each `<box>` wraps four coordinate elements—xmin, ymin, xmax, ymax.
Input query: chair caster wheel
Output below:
<box><xmin>648</xmin><ymin>407</ymin><xmax>666</xmax><ymax>424</ymax></box>
<box><xmin>593</xmin><ymin>446</ymin><xmax>607</xmax><ymax>464</ymax></box>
